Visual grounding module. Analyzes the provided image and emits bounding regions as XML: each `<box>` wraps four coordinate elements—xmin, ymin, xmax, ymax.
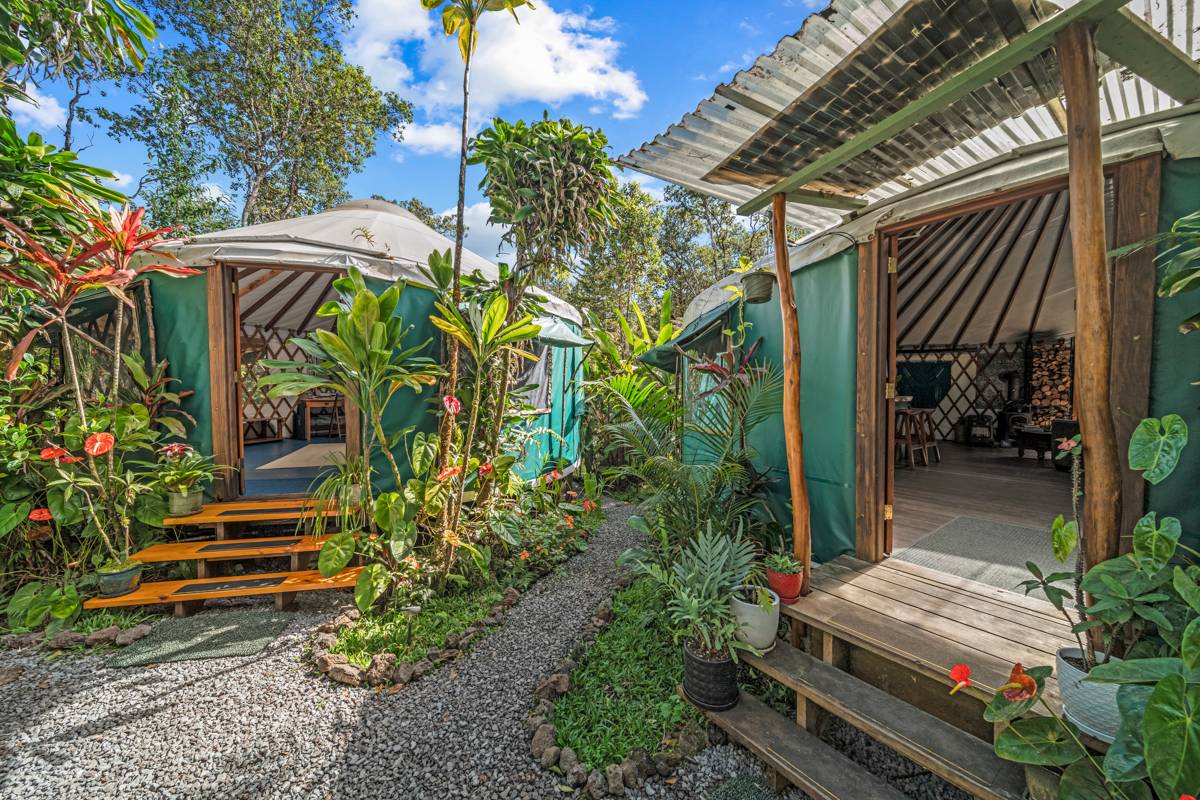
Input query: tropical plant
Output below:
<box><xmin>621</xmin><ymin>524</ymin><xmax>759</xmax><ymax>659</ymax></box>
<box><xmin>764</xmin><ymin>552</ymin><xmax>803</xmax><ymax>575</ymax></box>
<box><xmin>120</xmin><ymin>353</ymin><xmax>195</xmax><ymax>438</ymax></box>
<box><xmin>154</xmin><ymin>443</ymin><xmax>219</xmax><ymax>494</ymax></box>
<box><xmin>418</xmin><ymin>0</ymin><xmax>532</xmax><ymax>479</ymax></box>
<box><xmin>1110</xmin><ymin>208</ymin><xmax>1200</xmax><ymax>338</ymax></box>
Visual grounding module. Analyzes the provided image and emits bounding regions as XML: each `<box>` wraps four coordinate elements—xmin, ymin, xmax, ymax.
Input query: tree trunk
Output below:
<box><xmin>1057</xmin><ymin>21</ymin><xmax>1122</xmax><ymax>571</ymax></box>
<box><xmin>772</xmin><ymin>193</ymin><xmax>812</xmax><ymax>595</ymax></box>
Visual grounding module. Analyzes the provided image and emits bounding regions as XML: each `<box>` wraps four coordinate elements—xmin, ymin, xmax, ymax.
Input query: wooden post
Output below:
<box><xmin>1057</xmin><ymin>21</ymin><xmax>1122</xmax><ymax>569</ymax></box>
<box><xmin>772</xmin><ymin>193</ymin><xmax>813</xmax><ymax>594</ymax></box>
<box><xmin>206</xmin><ymin>263</ymin><xmax>241</xmax><ymax>500</ymax></box>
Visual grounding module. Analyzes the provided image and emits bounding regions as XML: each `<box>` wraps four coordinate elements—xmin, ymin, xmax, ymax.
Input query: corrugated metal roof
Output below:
<box><xmin>619</xmin><ymin>0</ymin><xmax>1197</xmax><ymax>232</ymax></box>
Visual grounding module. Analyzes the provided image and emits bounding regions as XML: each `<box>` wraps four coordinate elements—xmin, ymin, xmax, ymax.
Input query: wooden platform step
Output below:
<box><xmin>83</xmin><ymin>567</ymin><xmax>360</xmax><ymax>616</ymax></box>
<box><xmin>692</xmin><ymin>689</ymin><xmax>907</xmax><ymax>800</ymax></box>
<box><xmin>133</xmin><ymin>534</ymin><xmax>331</xmax><ymax>564</ymax></box>
<box><xmin>745</xmin><ymin>641</ymin><xmax>1026</xmax><ymax>800</ymax></box>
<box><xmin>163</xmin><ymin>498</ymin><xmax>344</xmax><ymax>529</ymax></box>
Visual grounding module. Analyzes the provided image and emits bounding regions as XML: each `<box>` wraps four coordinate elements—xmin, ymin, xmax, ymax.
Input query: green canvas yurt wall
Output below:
<box><xmin>146</xmin><ymin>269</ymin><xmax>583</xmax><ymax>496</ymax></box>
<box><xmin>1148</xmin><ymin>156</ymin><xmax>1200</xmax><ymax>547</ymax></box>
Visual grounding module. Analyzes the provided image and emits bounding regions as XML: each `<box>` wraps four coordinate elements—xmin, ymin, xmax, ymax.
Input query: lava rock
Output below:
<box><xmin>0</xmin><ymin>666</ymin><xmax>24</xmax><ymax>687</ymax></box>
<box><xmin>620</xmin><ymin>758</ymin><xmax>640</xmax><ymax>789</ymax></box>
<box><xmin>566</xmin><ymin>764</ymin><xmax>589</xmax><ymax>788</ymax></box>
<box><xmin>629</xmin><ymin>749</ymin><xmax>654</xmax><ymax>780</ymax></box>
<box><xmin>605</xmin><ymin>764</ymin><xmax>626</xmax><ymax>796</ymax></box>
<box><xmin>114</xmin><ymin>624</ymin><xmax>152</xmax><ymax>646</ymax></box>
<box><xmin>503</xmin><ymin>587</ymin><xmax>520</xmax><ymax>606</ymax></box>
<box><xmin>411</xmin><ymin>659</ymin><xmax>433</xmax><ymax>679</ymax></box>
<box><xmin>327</xmin><ymin>663</ymin><xmax>363</xmax><ymax>687</ymax></box>
<box><xmin>391</xmin><ymin>663</ymin><xmax>415</xmax><ymax>686</ymax></box>
<box><xmin>84</xmin><ymin>625</ymin><xmax>120</xmax><ymax>647</ymax></box>
<box><xmin>558</xmin><ymin>747</ymin><xmax>579</xmax><ymax>775</ymax></box>
<box><xmin>653</xmin><ymin>752</ymin><xmax>680</xmax><ymax>777</ymax></box>
<box><xmin>586</xmin><ymin>769</ymin><xmax>607</xmax><ymax>798</ymax></box>
<box><xmin>594</xmin><ymin>600</ymin><xmax>613</xmax><ymax>623</ymax></box>
<box><xmin>314</xmin><ymin>652</ymin><xmax>347</xmax><ymax>673</ymax></box>
<box><xmin>533</xmin><ymin>672</ymin><xmax>569</xmax><ymax>700</ymax></box>
<box><xmin>524</xmin><ymin>714</ymin><xmax>546</xmax><ymax>735</ymax></box>
<box><xmin>365</xmin><ymin>653</ymin><xmax>396</xmax><ymax>687</ymax></box>
<box><xmin>539</xmin><ymin>745</ymin><xmax>560</xmax><ymax>769</ymax></box>
<box><xmin>530</xmin><ymin>723</ymin><xmax>556</xmax><ymax>759</ymax></box>
<box><xmin>46</xmin><ymin>631</ymin><xmax>86</xmax><ymax>650</ymax></box>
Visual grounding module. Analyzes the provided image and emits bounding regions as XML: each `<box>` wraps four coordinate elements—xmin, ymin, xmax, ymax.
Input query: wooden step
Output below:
<box><xmin>689</xmin><ymin>688</ymin><xmax>908</xmax><ymax>800</ymax></box>
<box><xmin>83</xmin><ymin>567</ymin><xmax>360</xmax><ymax>616</ymax></box>
<box><xmin>163</xmin><ymin>498</ymin><xmax>344</xmax><ymax>528</ymax></box>
<box><xmin>133</xmin><ymin>534</ymin><xmax>331</xmax><ymax>563</ymax></box>
<box><xmin>746</xmin><ymin>641</ymin><xmax>1026</xmax><ymax>800</ymax></box>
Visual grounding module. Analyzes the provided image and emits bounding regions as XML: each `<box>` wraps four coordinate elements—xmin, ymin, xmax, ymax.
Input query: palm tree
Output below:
<box><xmin>418</xmin><ymin>0</ymin><xmax>533</xmax><ymax>476</ymax></box>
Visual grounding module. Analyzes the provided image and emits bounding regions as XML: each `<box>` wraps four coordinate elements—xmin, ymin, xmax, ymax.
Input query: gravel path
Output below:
<box><xmin>0</xmin><ymin>503</ymin><xmax>794</xmax><ymax>800</ymax></box>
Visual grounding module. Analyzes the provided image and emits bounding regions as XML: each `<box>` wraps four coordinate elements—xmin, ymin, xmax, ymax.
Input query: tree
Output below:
<box><xmin>418</xmin><ymin>0</ymin><xmax>532</xmax><ymax>477</ymax></box>
<box><xmin>103</xmin><ymin>0</ymin><xmax>411</xmax><ymax>226</ymax></box>
<box><xmin>569</xmin><ymin>180</ymin><xmax>665</xmax><ymax>338</ymax></box>
<box><xmin>371</xmin><ymin>194</ymin><xmax>457</xmax><ymax>238</ymax></box>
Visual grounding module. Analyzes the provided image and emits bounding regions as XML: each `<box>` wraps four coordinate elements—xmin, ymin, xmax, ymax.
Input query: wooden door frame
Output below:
<box><xmin>853</xmin><ymin>153</ymin><xmax>1163</xmax><ymax>563</ymax></box>
<box><xmin>208</xmin><ymin>261</ymin><xmax>363</xmax><ymax>499</ymax></box>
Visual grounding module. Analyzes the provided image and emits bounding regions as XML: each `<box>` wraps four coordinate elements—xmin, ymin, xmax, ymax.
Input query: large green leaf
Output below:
<box><xmin>1127</xmin><ymin>415</ymin><xmax>1188</xmax><ymax>485</ymax></box>
<box><xmin>1104</xmin><ymin>684</ymin><xmax>1153</xmax><ymax>782</ymax></box>
<box><xmin>387</xmin><ymin>522</ymin><xmax>416</xmax><ymax>561</ymax></box>
<box><xmin>1060</xmin><ymin>761</ymin><xmax>1152</xmax><ymax>800</ymax></box>
<box><xmin>317</xmin><ymin>532</ymin><xmax>356</xmax><ymax>577</ymax></box>
<box><xmin>372</xmin><ymin>492</ymin><xmax>407</xmax><ymax>535</ymax></box>
<box><xmin>354</xmin><ymin>563</ymin><xmax>389</xmax><ymax>613</ymax></box>
<box><xmin>994</xmin><ymin>716</ymin><xmax>1087</xmax><ymax>765</ymax></box>
<box><xmin>0</xmin><ymin>502</ymin><xmax>31</xmax><ymax>536</ymax></box>
<box><xmin>1087</xmin><ymin>657</ymin><xmax>1189</xmax><ymax>685</ymax></box>
<box><xmin>1175</xmin><ymin>566</ymin><xmax>1200</xmax><ymax>615</ymax></box>
<box><xmin>46</xmin><ymin>487</ymin><xmax>84</xmax><ymax>526</ymax></box>
<box><xmin>1143</xmin><ymin>673</ymin><xmax>1200</xmax><ymax>799</ymax></box>
<box><xmin>1131</xmin><ymin>512</ymin><xmax>1180</xmax><ymax>573</ymax></box>
<box><xmin>1052</xmin><ymin>514</ymin><xmax>1079</xmax><ymax>563</ymax></box>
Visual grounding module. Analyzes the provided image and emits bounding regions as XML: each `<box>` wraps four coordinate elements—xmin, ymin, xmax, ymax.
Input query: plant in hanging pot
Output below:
<box><xmin>156</xmin><ymin>443</ymin><xmax>221</xmax><ymax>516</ymax></box>
<box><xmin>622</xmin><ymin>523</ymin><xmax>758</xmax><ymax>711</ymax></box>
<box><xmin>764</xmin><ymin>551</ymin><xmax>805</xmax><ymax>605</ymax></box>
<box><xmin>740</xmin><ymin>269</ymin><xmax>776</xmax><ymax>304</ymax></box>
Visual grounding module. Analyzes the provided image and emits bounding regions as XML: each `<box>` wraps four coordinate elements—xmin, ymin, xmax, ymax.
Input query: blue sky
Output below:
<box><xmin>11</xmin><ymin>0</ymin><xmax>825</xmax><ymax>259</ymax></box>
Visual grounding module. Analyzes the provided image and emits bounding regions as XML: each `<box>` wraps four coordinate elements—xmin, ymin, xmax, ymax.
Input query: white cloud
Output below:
<box><xmin>10</xmin><ymin>85</ymin><xmax>66</xmax><ymax>130</ymax></box>
<box><xmin>349</xmin><ymin>0</ymin><xmax>646</xmax><ymax>124</ymax></box>
<box><xmin>445</xmin><ymin>200</ymin><xmax>511</xmax><ymax>263</ymax></box>
<box><xmin>397</xmin><ymin>121</ymin><xmax>462</xmax><ymax>157</ymax></box>
<box><xmin>105</xmin><ymin>171</ymin><xmax>134</xmax><ymax>189</ymax></box>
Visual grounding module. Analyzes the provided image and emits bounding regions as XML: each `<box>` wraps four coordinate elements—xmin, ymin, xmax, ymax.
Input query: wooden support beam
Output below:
<box><xmin>1110</xmin><ymin>154</ymin><xmax>1161</xmax><ymax>551</ymax></box>
<box><xmin>1096</xmin><ymin>9</ymin><xmax>1200</xmax><ymax>103</ymax></box>
<box><xmin>855</xmin><ymin>239</ymin><xmax>885</xmax><ymax>562</ymax></box>
<box><xmin>772</xmin><ymin>193</ymin><xmax>813</xmax><ymax>593</ymax></box>
<box><xmin>238</xmin><ymin>268</ymin><xmax>285</xmax><ymax>297</ymax></box>
<box><xmin>206</xmin><ymin>264</ymin><xmax>240</xmax><ymax>501</ymax></box>
<box><xmin>1057</xmin><ymin>21</ymin><xmax>1122</xmax><ymax>570</ymax></box>
<box><xmin>737</xmin><ymin>0</ymin><xmax>1133</xmax><ymax>216</ymax></box>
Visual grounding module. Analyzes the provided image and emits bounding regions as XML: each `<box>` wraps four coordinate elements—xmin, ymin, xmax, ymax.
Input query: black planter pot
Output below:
<box><xmin>681</xmin><ymin>640</ymin><xmax>739</xmax><ymax>711</ymax></box>
<box><xmin>741</xmin><ymin>272</ymin><xmax>776</xmax><ymax>304</ymax></box>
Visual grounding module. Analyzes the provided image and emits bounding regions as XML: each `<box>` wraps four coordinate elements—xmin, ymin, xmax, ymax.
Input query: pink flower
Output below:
<box><xmin>84</xmin><ymin>432</ymin><xmax>115</xmax><ymax>457</ymax></box>
<box><xmin>159</xmin><ymin>443</ymin><xmax>192</xmax><ymax>459</ymax></box>
<box><xmin>437</xmin><ymin>465</ymin><xmax>462</xmax><ymax>482</ymax></box>
<box><xmin>1057</xmin><ymin>438</ymin><xmax>1075</xmax><ymax>452</ymax></box>
<box><xmin>28</xmin><ymin>508</ymin><xmax>52</xmax><ymax>521</ymax></box>
<box><xmin>442</xmin><ymin>395</ymin><xmax>462</xmax><ymax>416</ymax></box>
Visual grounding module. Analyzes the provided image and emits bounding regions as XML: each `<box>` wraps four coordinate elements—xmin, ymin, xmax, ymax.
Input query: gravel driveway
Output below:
<box><xmin>0</xmin><ymin>504</ymin><xmax>779</xmax><ymax>800</ymax></box>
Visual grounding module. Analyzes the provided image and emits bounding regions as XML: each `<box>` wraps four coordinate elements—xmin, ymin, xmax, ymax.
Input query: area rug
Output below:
<box><xmin>705</xmin><ymin>776</ymin><xmax>780</xmax><ymax>800</ymax></box>
<box><xmin>891</xmin><ymin>515</ymin><xmax>1062</xmax><ymax>595</ymax></box>
<box><xmin>108</xmin><ymin>610</ymin><xmax>293</xmax><ymax>668</ymax></box>
<box><xmin>258</xmin><ymin>442</ymin><xmax>344</xmax><ymax>470</ymax></box>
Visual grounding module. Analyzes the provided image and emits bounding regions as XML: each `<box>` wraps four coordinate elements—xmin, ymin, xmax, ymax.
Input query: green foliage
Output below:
<box><xmin>552</xmin><ymin>578</ymin><xmax>702</xmax><ymax>769</ymax></box>
<box><xmin>1142</xmin><ymin>673</ymin><xmax>1200</xmax><ymax>799</ymax></box>
<box><xmin>1110</xmin><ymin>207</ymin><xmax>1200</xmax><ymax>338</ymax></box>
<box><xmin>1127</xmin><ymin>415</ymin><xmax>1188</xmax><ymax>486</ymax></box>
<box><xmin>994</xmin><ymin>715</ymin><xmax>1087</xmax><ymax>766</ymax></box>
<box><xmin>419</xmin><ymin>0</ymin><xmax>532</xmax><ymax>63</ymax></box>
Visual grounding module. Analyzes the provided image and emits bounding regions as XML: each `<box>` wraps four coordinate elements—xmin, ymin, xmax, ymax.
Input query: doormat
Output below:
<box><xmin>705</xmin><ymin>776</ymin><xmax>781</xmax><ymax>800</ymax></box>
<box><xmin>258</xmin><ymin>443</ymin><xmax>344</xmax><ymax>470</ymax></box>
<box><xmin>108</xmin><ymin>609</ymin><xmax>294</xmax><ymax>668</ymax></box>
<box><xmin>891</xmin><ymin>515</ymin><xmax>1062</xmax><ymax>596</ymax></box>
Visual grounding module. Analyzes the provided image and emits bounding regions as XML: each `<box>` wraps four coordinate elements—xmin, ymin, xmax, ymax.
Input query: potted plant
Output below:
<box><xmin>764</xmin><ymin>551</ymin><xmax>804</xmax><ymax>604</ymax></box>
<box><xmin>623</xmin><ymin>524</ymin><xmax>758</xmax><ymax>711</ymax></box>
<box><xmin>731</xmin><ymin>583</ymin><xmax>780</xmax><ymax>652</ymax></box>
<box><xmin>157</xmin><ymin>443</ymin><xmax>220</xmax><ymax>515</ymax></box>
<box><xmin>741</xmin><ymin>269</ymin><xmax>777</xmax><ymax>304</ymax></box>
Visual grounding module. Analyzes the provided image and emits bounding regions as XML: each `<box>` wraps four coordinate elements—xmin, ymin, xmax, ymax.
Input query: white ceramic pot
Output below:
<box><xmin>1056</xmin><ymin>647</ymin><xmax>1121</xmax><ymax>743</ymax></box>
<box><xmin>731</xmin><ymin>585</ymin><xmax>780</xmax><ymax>652</ymax></box>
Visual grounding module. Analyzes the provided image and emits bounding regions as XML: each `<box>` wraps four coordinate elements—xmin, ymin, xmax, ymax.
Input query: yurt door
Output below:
<box><xmin>206</xmin><ymin>262</ymin><xmax>245</xmax><ymax>498</ymax></box>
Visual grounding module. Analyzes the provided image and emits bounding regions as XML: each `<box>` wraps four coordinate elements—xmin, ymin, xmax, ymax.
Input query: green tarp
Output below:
<box><xmin>639</xmin><ymin>300</ymin><xmax>735</xmax><ymax>372</ymax></box>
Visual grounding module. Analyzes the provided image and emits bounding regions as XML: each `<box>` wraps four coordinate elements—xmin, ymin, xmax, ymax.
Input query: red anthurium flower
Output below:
<box><xmin>1000</xmin><ymin>663</ymin><xmax>1038</xmax><ymax>703</ymax></box>
<box><xmin>1179</xmin><ymin>794</ymin><xmax>1196</xmax><ymax>800</ymax></box>
<box><xmin>60</xmin><ymin>455</ymin><xmax>83</xmax><ymax>463</ymax></box>
<box><xmin>478</xmin><ymin>462</ymin><xmax>494</xmax><ymax>476</ymax></box>
<box><xmin>551</xmin><ymin>469</ymin><xmax>562</xmax><ymax>480</ymax></box>
<box><xmin>39</xmin><ymin>446</ymin><xmax>69</xmax><ymax>461</ymax></box>
<box><xmin>442</xmin><ymin>395</ymin><xmax>462</xmax><ymax>416</ymax></box>
<box><xmin>583</xmin><ymin>499</ymin><xmax>596</xmax><ymax>512</ymax></box>
<box><xmin>28</xmin><ymin>508</ymin><xmax>52</xmax><ymax>521</ymax></box>
<box><xmin>436</xmin><ymin>465</ymin><xmax>462</xmax><ymax>482</ymax></box>
<box><xmin>84</xmin><ymin>432</ymin><xmax>115</xmax><ymax>456</ymax></box>
<box><xmin>948</xmin><ymin>663</ymin><xmax>971</xmax><ymax>695</ymax></box>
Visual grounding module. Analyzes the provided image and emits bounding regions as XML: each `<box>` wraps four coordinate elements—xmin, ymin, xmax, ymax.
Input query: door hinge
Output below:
<box><xmin>884</xmin><ymin>381</ymin><xmax>896</xmax><ymax>400</ymax></box>
<box><xmin>883</xmin><ymin>504</ymin><xmax>893</xmax><ymax>521</ymax></box>
<box><xmin>887</xmin><ymin>256</ymin><xmax>898</xmax><ymax>273</ymax></box>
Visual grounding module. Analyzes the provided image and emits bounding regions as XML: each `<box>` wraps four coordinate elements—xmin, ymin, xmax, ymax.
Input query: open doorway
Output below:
<box><xmin>232</xmin><ymin>265</ymin><xmax>350</xmax><ymax>496</ymax></box>
<box><xmin>879</xmin><ymin>182</ymin><xmax>1087</xmax><ymax>592</ymax></box>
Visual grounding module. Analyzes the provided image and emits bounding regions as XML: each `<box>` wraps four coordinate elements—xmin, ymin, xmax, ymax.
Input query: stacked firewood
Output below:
<box><xmin>1030</xmin><ymin>339</ymin><xmax>1073</xmax><ymax>427</ymax></box>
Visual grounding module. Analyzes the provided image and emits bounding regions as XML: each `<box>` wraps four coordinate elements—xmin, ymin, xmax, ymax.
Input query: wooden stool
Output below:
<box><xmin>916</xmin><ymin>409</ymin><xmax>941</xmax><ymax>463</ymax></box>
<box><xmin>896</xmin><ymin>410</ymin><xmax>929</xmax><ymax>468</ymax></box>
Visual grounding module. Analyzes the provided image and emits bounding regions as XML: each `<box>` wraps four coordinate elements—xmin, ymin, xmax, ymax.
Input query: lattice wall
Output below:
<box><xmin>240</xmin><ymin>324</ymin><xmax>310</xmax><ymax>438</ymax></box>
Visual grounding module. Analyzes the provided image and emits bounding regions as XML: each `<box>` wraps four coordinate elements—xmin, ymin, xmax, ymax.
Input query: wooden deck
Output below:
<box><xmin>83</xmin><ymin>567</ymin><xmax>361</xmax><ymax>611</ymax></box>
<box><xmin>784</xmin><ymin>555</ymin><xmax>1075</xmax><ymax>713</ymax></box>
<box><xmin>893</xmin><ymin>442</ymin><xmax>1071</xmax><ymax>550</ymax></box>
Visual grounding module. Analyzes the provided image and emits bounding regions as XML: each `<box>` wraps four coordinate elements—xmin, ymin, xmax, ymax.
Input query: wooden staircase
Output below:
<box><xmin>84</xmin><ymin>499</ymin><xmax>354</xmax><ymax>616</ymax></box>
<box><xmin>686</xmin><ymin>556</ymin><xmax>1076</xmax><ymax>800</ymax></box>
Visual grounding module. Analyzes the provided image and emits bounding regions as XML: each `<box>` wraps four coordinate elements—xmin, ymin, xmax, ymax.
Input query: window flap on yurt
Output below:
<box><xmin>639</xmin><ymin>300</ymin><xmax>736</xmax><ymax>372</ymax></box>
<box><xmin>533</xmin><ymin>317</ymin><xmax>590</xmax><ymax>348</ymax></box>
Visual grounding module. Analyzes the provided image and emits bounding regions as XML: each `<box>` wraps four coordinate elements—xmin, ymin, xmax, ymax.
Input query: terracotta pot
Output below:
<box><xmin>1057</xmin><ymin>647</ymin><xmax>1122</xmax><ymax>743</ymax></box>
<box><xmin>731</xmin><ymin>586</ymin><xmax>780</xmax><ymax>652</ymax></box>
<box><xmin>741</xmin><ymin>271</ymin><xmax>776</xmax><ymax>304</ymax></box>
<box><xmin>97</xmin><ymin>562</ymin><xmax>144</xmax><ymax>598</ymax></box>
<box><xmin>681</xmin><ymin>639</ymin><xmax>739</xmax><ymax>711</ymax></box>
<box><xmin>167</xmin><ymin>489</ymin><xmax>204</xmax><ymax>516</ymax></box>
<box><xmin>767</xmin><ymin>569</ymin><xmax>802</xmax><ymax>604</ymax></box>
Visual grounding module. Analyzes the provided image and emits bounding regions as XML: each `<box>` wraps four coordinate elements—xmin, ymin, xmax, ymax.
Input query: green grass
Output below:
<box><xmin>553</xmin><ymin>578</ymin><xmax>702</xmax><ymax>769</ymax></box>
<box><xmin>72</xmin><ymin>608</ymin><xmax>155</xmax><ymax>634</ymax></box>
<box><xmin>331</xmin><ymin>585</ymin><xmax>503</xmax><ymax>668</ymax></box>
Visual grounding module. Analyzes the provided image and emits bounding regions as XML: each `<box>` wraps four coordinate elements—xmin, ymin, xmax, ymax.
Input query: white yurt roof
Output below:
<box><xmin>165</xmin><ymin>199</ymin><xmax>582</xmax><ymax>329</ymax></box>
